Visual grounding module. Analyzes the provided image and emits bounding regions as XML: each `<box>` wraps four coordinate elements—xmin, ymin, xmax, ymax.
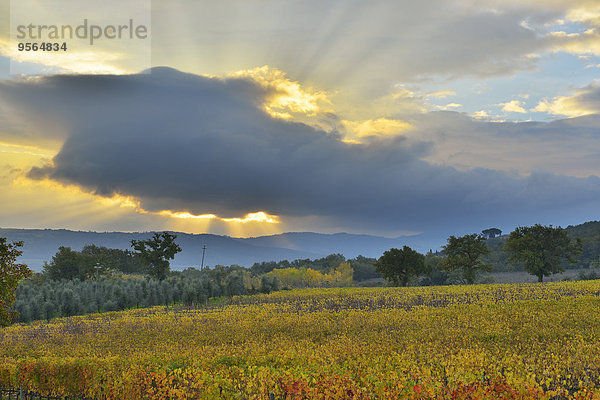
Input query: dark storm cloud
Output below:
<box><xmin>0</xmin><ymin>68</ymin><xmax>598</xmax><ymax>234</ymax></box>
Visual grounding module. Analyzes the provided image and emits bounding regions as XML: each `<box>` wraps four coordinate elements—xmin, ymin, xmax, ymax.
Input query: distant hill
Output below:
<box><xmin>5</xmin><ymin>221</ymin><xmax>597</xmax><ymax>273</ymax></box>
<box><xmin>0</xmin><ymin>228</ymin><xmax>410</xmax><ymax>272</ymax></box>
<box><xmin>243</xmin><ymin>232</ymin><xmax>405</xmax><ymax>258</ymax></box>
<box><xmin>565</xmin><ymin>221</ymin><xmax>600</xmax><ymax>267</ymax></box>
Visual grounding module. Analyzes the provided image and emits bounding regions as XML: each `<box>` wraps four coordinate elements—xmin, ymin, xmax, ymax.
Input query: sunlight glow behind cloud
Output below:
<box><xmin>1</xmin><ymin>0</ymin><xmax>600</xmax><ymax>241</ymax></box>
<box><xmin>532</xmin><ymin>83</ymin><xmax>600</xmax><ymax>117</ymax></box>
<box><xmin>226</xmin><ymin>66</ymin><xmax>332</xmax><ymax>122</ymax></box>
<box><xmin>342</xmin><ymin>118</ymin><xmax>413</xmax><ymax>139</ymax></box>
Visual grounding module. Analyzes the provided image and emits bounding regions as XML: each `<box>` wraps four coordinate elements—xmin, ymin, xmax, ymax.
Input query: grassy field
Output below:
<box><xmin>2</xmin><ymin>282</ymin><xmax>600</xmax><ymax>399</ymax></box>
<box><xmin>489</xmin><ymin>268</ymin><xmax>595</xmax><ymax>284</ymax></box>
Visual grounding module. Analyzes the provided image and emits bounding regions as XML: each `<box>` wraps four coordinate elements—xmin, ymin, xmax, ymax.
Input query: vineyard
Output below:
<box><xmin>2</xmin><ymin>282</ymin><xmax>600</xmax><ymax>399</ymax></box>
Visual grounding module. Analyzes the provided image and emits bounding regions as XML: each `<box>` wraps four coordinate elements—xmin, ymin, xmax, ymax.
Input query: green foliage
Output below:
<box><xmin>43</xmin><ymin>245</ymin><xmax>144</xmax><ymax>280</ymax></box>
<box><xmin>260</xmin><ymin>275</ymin><xmax>279</xmax><ymax>293</ymax></box>
<box><xmin>131</xmin><ymin>232</ymin><xmax>182</xmax><ymax>280</ymax></box>
<box><xmin>375</xmin><ymin>246</ymin><xmax>425</xmax><ymax>287</ymax></box>
<box><xmin>420</xmin><ymin>251</ymin><xmax>451</xmax><ymax>286</ymax></box>
<box><xmin>480</xmin><ymin>237</ymin><xmax>519</xmax><ymax>272</ymax></box>
<box><xmin>0</xmin><ymin>238</ymin><xmax>33</xmax><ymax>326</ymax></box>
<box><xmin>349</xmin><ymin>255</ymin><xmax>380</xmax><ymax>281</ymax></box>
<box><xmin>299</xmin><ymin>254</ymin><xmax>346</xmax><ymax>272</ymax></box>
<box><xmin>250</xmin><ymin>260</ymin><xmax>285</xmax><ymax>275</ymax></box>
<box><xmin>476</xmin><ymin>221</ymin><xmax>600</xmax><ymax>272</ymax></box>
<box><xmin>224</xmin><ymin>272</ymin><xmax>248</xmax><ymax>296</ymax></box>
<box><xmin>81</xmin><ymin>244</ymin><xmax>145</xmax><ymax>274</ymax></box>
<box><xmin>504</xmin><ymin>224</ymin><xmax>582</xmax><ymax>283</ymax></box>
<box><xmin>284</xmin><ymin>253</ymin><xmax>347</xmax><ymax>273</ymax></box>
<box><xmin>14</xmin><ymin>266</ymin><xmax>281</xmax><ymax>324</ymax></box>
<box><xmin>440</xmin><ymin>234</ymin><xmax>491</xmax><ymax>284</ymax></box>
<box><xmin>43</xmin><ymin>246</ymin><xmax>82</xmax><ymax>280</ymax></box>
<box><xmin>565</xmin><ymin>221</ymin><xmax>600</xmax><ymax>268</ymax></box>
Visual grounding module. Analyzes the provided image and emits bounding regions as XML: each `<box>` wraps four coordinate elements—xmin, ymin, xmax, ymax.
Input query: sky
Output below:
<box><xmin>0</xmin><ymin>0</ymin><xmax>599</xmax><ymax>247</ymax></box>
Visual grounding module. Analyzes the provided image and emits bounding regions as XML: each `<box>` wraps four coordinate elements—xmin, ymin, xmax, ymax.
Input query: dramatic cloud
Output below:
<box><xmin>0</xmin><ymin>68</ymin><xmax>598</xmax><ymax>237</ymax></box>
<box><xmin>532</xmin><ymin>82</ymin><xmax>600</xmax><ymax>117</ymax></box>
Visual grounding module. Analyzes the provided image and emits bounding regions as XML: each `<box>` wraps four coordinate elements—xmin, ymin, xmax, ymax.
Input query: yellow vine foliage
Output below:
<box><xmin>2</xmin><ymin>281</ymin><xmax>600</xmax><ymax>399</ymax></box>
<box><xmin>266</xmin><ymin>262</ymin><xmax>353</xmax><ymax>289</ymax></box>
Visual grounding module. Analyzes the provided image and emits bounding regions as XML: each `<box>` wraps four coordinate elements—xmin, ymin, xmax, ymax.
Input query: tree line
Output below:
<box><xmin>0</xmin><ymin>223</ymin><xmax>594</xmax><ymax>326</ymax></box>
<box><xmin>249</xmin><ymin>253</ymin><xmax>380</xmax><ymax>282</ymax></box>
<box><xmin>376</xmin><ymin>224</ymin><xmax>583</xmax><ymax>286</ymax></box>
<box><xmin>43</xmin><ymin>232</ymin><xmax>179</xmax><ymax>281</ymax></box>
<box><xmin>13</xmin><ymin>266</ymin><xmax>280</xmax><ymax>324</ymax></box>
<box><xmin>1</xmin><ymin>232</ymin><xmax>273</xmax><ymax>325</ymax></box>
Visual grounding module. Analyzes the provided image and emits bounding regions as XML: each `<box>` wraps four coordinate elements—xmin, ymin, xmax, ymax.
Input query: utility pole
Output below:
<box><xmin>201</xmin><ymin>245</ymin><xmax>207</xmax><ymax>270</ymax></box>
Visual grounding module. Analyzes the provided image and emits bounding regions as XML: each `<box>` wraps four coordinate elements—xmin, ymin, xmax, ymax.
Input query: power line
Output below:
<box><xmin>201</xmin><ymin>245</ymin><xmax>207</xmax><ymax>270</ymax></box>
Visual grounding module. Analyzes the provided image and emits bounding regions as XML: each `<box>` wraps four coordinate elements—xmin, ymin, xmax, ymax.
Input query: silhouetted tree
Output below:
<box><xmin>131</xmin><ymin>232</ymin><xmax>181</xmax><ymax>280</ymax></box>
<box><xmin>482</xmin><ymin>228</ymin><xmax>502</xmax><ymax>239</ymax></box>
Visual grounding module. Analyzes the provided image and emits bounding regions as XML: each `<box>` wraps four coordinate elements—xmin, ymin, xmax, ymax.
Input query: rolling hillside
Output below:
<box><xmin>0</xmin><ymin>228</ymin><xmax>408</xmax><ymax>271</ymax></box>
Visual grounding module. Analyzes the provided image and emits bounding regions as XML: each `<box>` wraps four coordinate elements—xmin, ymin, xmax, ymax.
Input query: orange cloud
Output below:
<box><xmin>226</xmin><ymin>66</ymin><xmax>332</xmax><ymax>121</ymax></box>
